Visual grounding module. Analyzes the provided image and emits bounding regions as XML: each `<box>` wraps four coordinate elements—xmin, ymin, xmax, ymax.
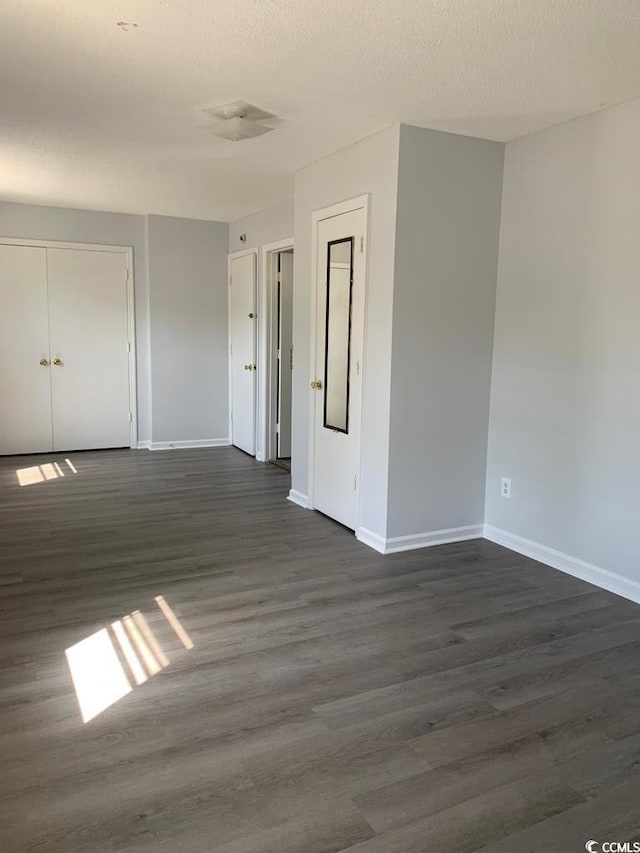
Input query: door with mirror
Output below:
<box><xmin>311</xmin><ymin>203</ymin><xmax>367</xmax><ymax>529</ymax></box>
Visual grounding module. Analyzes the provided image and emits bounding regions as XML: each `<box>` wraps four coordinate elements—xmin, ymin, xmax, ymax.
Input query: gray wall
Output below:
<box><xmin>292</xmin><ymin>127</ymin><xmax>400</xmax><ymax>537</ymax></box>
<box><xmin>0</xmin><ymin>201</ymin><xmax>151</xmax><ymax>441</ymax></box>
<box><xmin>229</xmin><ymin>199</ymin><xmax>293</xmax><ymax>253</ymax></box>
<box><xmin>387</xmin><ymin>126</ymin><xmax>504</xmax><ymax>538</ymax></box>
<box><xmin>0</xmin><ymin>201</ymin><xmax>230</xmax><ymax>447</ymax></box>
<box><xmin>147</xmin><ymin>215</ymin><xmax>229</xmax><ymax>443</ymax></box>
<box><xmin>486</xmin><ymin>98</ymin><xmax>640</xmax><ymax>580</ymax></box>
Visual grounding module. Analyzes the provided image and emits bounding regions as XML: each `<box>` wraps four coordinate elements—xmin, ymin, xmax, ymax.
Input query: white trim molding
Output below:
<box><xmin>355</xmin><ymin>527</ymin><xmax>387</xmax><ymax>553</ymax></box>
<box><xmin>356</xmin><ymin>524</ymin><xmax>484</xmax><ymax>555</ymax></box>
<box><xmin>483</xmin><ymin>525</ymin><xmax>640</xmax><ymax>606</ymax></box>
<box><xmin>287</xmin><ymin>490</ymin><xmax>310</xmax><ymax>509</ymax></box>
<box><xmin>146</xmin><ymin>439</ymin><xmax>230</xmax><ymax>451</ymax></box>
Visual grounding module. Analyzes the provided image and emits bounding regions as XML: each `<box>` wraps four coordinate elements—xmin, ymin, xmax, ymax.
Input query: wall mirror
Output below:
<box><xmin>323</xmin><ymin>237</ymin><xmax>353</xmax><ymax>433</ymax></box>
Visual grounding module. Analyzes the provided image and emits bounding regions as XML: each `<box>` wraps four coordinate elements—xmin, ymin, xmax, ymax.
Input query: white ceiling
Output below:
<box><xmin>1</xmin><ymin>0</ymin><xmax>639</xmax><ymax>222</ymax></box>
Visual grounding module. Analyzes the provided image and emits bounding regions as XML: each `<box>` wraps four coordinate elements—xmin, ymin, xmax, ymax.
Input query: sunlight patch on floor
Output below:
<box><xmin>65</xmin><ymin>628</ymin><xmax>132</xmax><ymax>723</ymax></box>
<box><xmin>65</xmin><ymin>596</ymin><xmax>194</xmax><ymax>723</ymax></box>
<box><xmin>155</xmin><ymin>595</ymin><xmax>194</xmax><ymax>649</ymax></box>
<box><xmin>16</xmin><ymin>458</ymin><xmax>78</xmax><ymax>486</ymax></box>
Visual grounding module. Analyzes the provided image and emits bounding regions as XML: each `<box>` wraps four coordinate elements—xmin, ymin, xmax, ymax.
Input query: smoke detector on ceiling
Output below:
<box><xmin>201</xmin><ymin>101</ymin><xmax>276</xmax><ymax>141</ymax></box>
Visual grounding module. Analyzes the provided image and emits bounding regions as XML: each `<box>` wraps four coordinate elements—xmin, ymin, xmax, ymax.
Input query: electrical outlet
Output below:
<box><xmin>501</xmin><ymin>477</ymin><xmax>511</xmax><ymax>499</ymax></box>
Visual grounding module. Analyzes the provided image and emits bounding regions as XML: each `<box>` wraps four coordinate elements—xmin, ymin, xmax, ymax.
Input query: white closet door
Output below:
<box><xmin>229</xmin><ymin>252</ymin><xmax>257</xmax><ymax>455</ymax></box>
<box><xmin>0</xmin><ymin>244</ymin><xmax>53</xmax><ymax>454</ymax></box>
<box><xmin>47</xmin><ymin>248</ymin><xmax>131</xmax><ymax>451</ymax></box>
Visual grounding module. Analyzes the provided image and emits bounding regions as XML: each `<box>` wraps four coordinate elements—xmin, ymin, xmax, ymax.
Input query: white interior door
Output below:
<box><xmin>312</xmin><ymin>205</ymin><xmax>366</xmax><ymax>530</ymax></box>
<box><xmin>229</xmin><ymin>252</ymin><xmax>257</xmax><ymax>455</ymax></box>
<box><xmin>277</xmin><ymin>251</ymin><xmax>293</xmax><ymax>459</ymax></box>
<box><xmin>47</xmin><ymin>248</ymin><xmax>131</xmax><ymax>451</ymax></box>
<box><xmin>0</xmin><ymin>244</ymin><xmax>53</xmax><ymax>454</ymax></box>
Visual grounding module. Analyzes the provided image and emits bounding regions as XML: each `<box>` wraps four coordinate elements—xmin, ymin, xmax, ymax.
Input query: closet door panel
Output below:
<box><xmin>0</xmin><ymin>244</ymin><xmax>53</xmax><ymax>455</ymax></box>
<box><xmin>47</xmin><ymin>248</ymin><xmax>131</xmax><ymax>451</ymax></box>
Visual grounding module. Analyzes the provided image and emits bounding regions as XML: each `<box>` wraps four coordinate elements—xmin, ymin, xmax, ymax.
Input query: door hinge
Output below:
<box><xmin>127</xmin><ymin>341</ymin><xmax>131</xmax><ymax>353</ymax></box>
<box><xmin>356</xmin><ymin>358</ymin><xmax>360</xmax><ymax>376</ymax></box>
<box><xmin>230</xmin><ymin>343</ymin><xmax>233</xmax><ymax>355</ymax></box>
<box><xmin>276</xmin><ymin>348</ymin><xmax>281</xmax><ymax>360</ymax></box>
<box><xmin>360</xmin><ymin>236</ymin><xmax>364</xmax><ymax>253</ymax></box>
<box><xmin>229</xmin><ymin>276</ymin><xmax>232</xmax><ymax>286</ymax></box>
<box><xmin>129</xmin><ymin>412</ymin><xmax>133</xmax><ymax>423</ymax></box>
<box><xmin>289</xmin><ymin>347</ymin><xmax>293</xmax><ymax>370</ymax></box>
<box><xmin>126</xmin><ymin>267</ymin><xmax>130</xmax><ymax>282</ymax></box>
<box><xmin>354</xmin><ymin>474</ymin><xmax>357</xmax><ymax>491</ymax></box>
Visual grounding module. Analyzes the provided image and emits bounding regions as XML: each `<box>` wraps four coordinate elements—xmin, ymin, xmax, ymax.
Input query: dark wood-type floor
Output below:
<box><xmin>1</xmin><ymin>448</ymin><xmax>640</xmax><ymax>852</ymax></box>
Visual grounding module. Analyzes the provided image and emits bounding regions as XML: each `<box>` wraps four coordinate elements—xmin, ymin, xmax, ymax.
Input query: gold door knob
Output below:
<box><xmin>310</xmin><ymin>379</ymin><xmax>323</xmax><ymax>390</ymax></box>
<box><xmin>39</xmin><ymin>358</ymin><xmax>49</xmax><ymax>366</ymax></box>
<box><xmin>53</xmin><ymin>358</ymin><xmax>63</xmax><ymax>366</ymax></box>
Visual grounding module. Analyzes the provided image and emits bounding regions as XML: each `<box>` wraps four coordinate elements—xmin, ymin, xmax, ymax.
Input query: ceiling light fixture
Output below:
<box><xmin>201</xmin><ymin>101</ymin><xmax>276</xmax><ymax>142</ymax></box>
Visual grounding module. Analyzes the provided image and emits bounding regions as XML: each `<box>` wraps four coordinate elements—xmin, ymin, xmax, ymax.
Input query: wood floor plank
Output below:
<box><xmin>1</xmin><ymin>447</ymin><xmax>639</xmax><ymax>851</ymax></box>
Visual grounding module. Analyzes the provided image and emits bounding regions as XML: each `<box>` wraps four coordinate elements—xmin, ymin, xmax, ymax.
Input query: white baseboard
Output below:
<box><xmin>287</xmin><ymin>490</ymin><xmax>310</xmax><ymax>509</ymax></box>
<box><xmin>483</xmin><ymin>524</ymin><xmax>640</xmax><ymax>606</ymax></box>
<box><xmin>356</xmin><ymin>524</ymin><xmax>484</xmax><ymax>555</ymax></box>
<box><xmin>355</xmin><ymin>527</ymin><xmax>387</xmax><ymax>553</ymax></box>
<box><xmin>137</xmin><ymin>440</ymin><xmax>151</xmax><ymax>450</ymax></box>
<box><xmin>147</xmin><ymin>438</ymin><xmax>230</xmax><ymax>451</ymax></box>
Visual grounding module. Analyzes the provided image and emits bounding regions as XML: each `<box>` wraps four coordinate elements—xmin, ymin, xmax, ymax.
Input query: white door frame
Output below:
<box><xmin>307</xmin><ymin>194</ymin><xmax>370</xmax><ymax>526</ymax></box>
<box><xmin>0</xmin><ymin>236</ymin><xmax>138</xmax><ymax>449</ymax></box>
<box><xmin>262</xmin><ymin>238</ymin><xmax>294</xmax><ymax>463</ymax></box>
<box><xmin>227</xmin><ymin>247</ymin><xmax>258</xmax><ymax>453</ymax></box>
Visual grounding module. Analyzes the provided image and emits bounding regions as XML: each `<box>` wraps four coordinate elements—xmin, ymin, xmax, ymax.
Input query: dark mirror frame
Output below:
<box><xmin>323</xmin><ymin>236</ymin><xmax>354</xmax><ymax>434</ymax></box>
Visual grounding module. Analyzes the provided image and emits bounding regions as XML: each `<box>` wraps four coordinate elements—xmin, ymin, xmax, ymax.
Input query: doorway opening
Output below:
<box><xmin>264</xmin><ymin>243</ymin><xmax>294</xmax><ymax>473</ymax></box>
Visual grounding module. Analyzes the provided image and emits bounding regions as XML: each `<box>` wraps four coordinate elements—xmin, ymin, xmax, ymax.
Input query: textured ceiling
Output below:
<box><xmin>1</xmin><ymin>0</ymin><xmax>639</xmax><ymax>221</ymax></box>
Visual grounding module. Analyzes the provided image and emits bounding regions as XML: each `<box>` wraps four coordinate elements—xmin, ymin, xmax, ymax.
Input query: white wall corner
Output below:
<box><xmin>356</xmin><ymin>524</ymin><xmax>484</xmax><ymax>555</ymax></box>
<box><xmin>287</xmin><ymin>490</ymin><xmax>310</xmax><ymax>509</ymax></box>
<box><xmin>483</xmin><ymin>525</ymin><xmax>640</xmax><ymax>606</ymax></box>
<box><xmin>148</xmin><ymin>438</ymin><xmax>230</xmax><ymax>451</ymax></box>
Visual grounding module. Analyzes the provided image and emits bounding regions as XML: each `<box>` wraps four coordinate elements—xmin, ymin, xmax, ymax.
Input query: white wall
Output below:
<box><xmin>228</xmin><ymin>199</ymin><xmax>293</xmax><ymax>253</ymax></box>
<box><xmin>147</xmin><ymin>215</ymin><xmax>229</xmax><ymax>444</ymax></box>
<box><xmin>387</xmin><ymin>126</ymin><xmax>504</xmax><ymax>540</ymax></box>
<box><xmin>486</xmin><ymin>98</ymin><xmax>640</xmax><ymax>590</ymax></box>
<box><xmin>292</xmin><ymin>127</ymin><xmax>400</xmax><ymax>538</ymax></box>
<box><xmin>0</xmin><ymin>201</ymin><xmax>151</xmax><ymax>442</ymax></box>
